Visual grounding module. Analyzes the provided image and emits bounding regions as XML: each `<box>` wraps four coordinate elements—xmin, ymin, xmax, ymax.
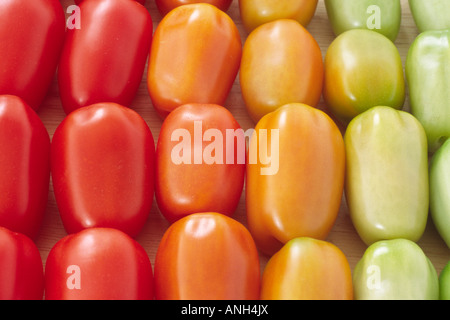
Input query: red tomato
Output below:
<box><xmin>155</xmin><ymin>0</ymin><xmax>233</xmax><ymax>16</ymax></box>
<box><xmin>45</xmin><ymin>228</ymin><xmax>154</xmax><ymax>300</ymax></box>
<box><xmin>154</xmin><ymin>213</ymin><xmax>260</xmax><ymax>300</ymax></box>
<box><xmin>147</xmin><ymin>3</ymin><xmax>242</xmax><ymax>118</ymax></box>
<box><xmin>75</xmin><ymin>0</ymin><xmax>145</xmax><ymax>4</ymax></box>
<box><xmin>58</xmin><ymin>0</ymin><xmax>153</xmax><ymax>114</ymax></box>
<box><xmin>0</xmin><ymin>227</ymin><xmax>44</xmax><ymax>300</ymax></box>
<box><xmin>0</xmin><ymin>95</ymin><xmax>50</xmax><ymax>239</ymax></box>
<box><xmin>0</xmin><ymin>0</ymin><xmax>65</xmax><ymax>110</ymax></box>
<box><xmin>155</xmin><ymin>103</ymin><xmax>245</xmax><ymax>223</ymax></box>
<box><xmin>51</xmin><ymin>103</ymin><xmax>155</xmax><ymax>238</ymax></box>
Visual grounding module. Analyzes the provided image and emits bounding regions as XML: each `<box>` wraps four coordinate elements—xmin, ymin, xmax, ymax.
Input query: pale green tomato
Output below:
<box><xmin>408</xmin><ymin>0</ymin><xmax>450</xmax><ymax>32</ymax></box>
<box><xmin>440</xmin><ymin>261</ymin><xmax>450</xmax><ymax>300</ymax></box>
<box><xmin>405</xmin><ymin>29</ymin><xmax>450</xmax><ymax>153</ymax></box>
<box><xmin>325</xmin><ymin>0</ymin><xmax>401</xmax><ymax>41</ymax></box>
<box><xmin>345</xmin><ymin>106</ymin><xmax>429</xmax><ymax>245</ymax></box>
<box><xmin>353</xmin><ymin>239</ymin><xmax>439</xmax><ymax>300</ymax></box>
<box><xmin>430</xmin><ymin>139</ymin><xmax>450</xmax><ymax>248</ymax></box>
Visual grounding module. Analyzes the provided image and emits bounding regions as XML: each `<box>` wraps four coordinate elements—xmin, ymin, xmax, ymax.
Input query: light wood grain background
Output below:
<box><xmin>36</xmin><ymin>0</ymin><xmax>449</xmax><ymax>280</ymax></box>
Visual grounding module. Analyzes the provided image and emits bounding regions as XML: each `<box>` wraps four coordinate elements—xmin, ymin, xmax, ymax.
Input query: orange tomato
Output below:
<box><xmin>246</xmin><ymin>103</ymin><xmax>345</xmax><ymax>256</ymax></box>
<box><xmin>261</xmin><ymin>237</ymin><xmax>353</xmax><ymax>300</ymax></box>
<box><xmin>154</xmin><ymin>213</ymin><xmax>260</xmax><ymax>300</ymax></box>
<box><xmin>155</xmin><ymin>103</ymin><xmax>245</xmax><ymax>223</ymax></box>
<box><xmin>147</xmin><ymin>3</ymin><xmax>242</xmax><ymax>118</ymax></box>
<box><xmin>240</xmin><ymin>19</ymin><xmax>323</xmax><ymax>123</ymax></box>
<box><xmin>155</xmin><ymin>0</ymin><xmax>233</xmax><ymax>16</ymax></box>
<box><xmin>239</xmin><ymin>0</ymin><xmax>319</xmax><ymax>33</ymax></box>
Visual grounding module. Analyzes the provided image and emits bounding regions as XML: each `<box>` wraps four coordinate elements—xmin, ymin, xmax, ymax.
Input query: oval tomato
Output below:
<box><xmin>246</xmin><ymin>103</ymin><xmax>345</xmax><ymax>256</ymax></box>
<box><xmin>155</xmin><ymin>103</ymin><xmax>245</xmax><ymax>223</ymax></box>
<box><xmin>261</xmin><ymin>237</ymin><xmax>353</xmax><ymax>300</ymax></box>
<box><xmin>324</xmin><ymin>0</ymin><xmax>402</xmax><ymax>42</ymax></box>
<box><xmin>58</xmin><ymin>0</ymin><xmax>152</xmax><ymax>114</ymax></box>
<box><xmin>154</xmin><ymin>213</ymin><xmax>260</xmax><ymax>300</ymax></box>
<box><xmin>0</xmin><ymin>226</ymin><xmax>44</xmax><ymax>300</ymax></box>
<box><xmin>155</xmin><ymin>0</ymin><xmax>232</xmax><ymax>16</ymax></box>
<box><xmin>323</xmin><ymin>29</ymin><xmax>405</xmax><ymax>123</ymax></box>
<box><xmin>0</xmin><ymin>95</ymin><xmax>50</xmax><ymax>239</ymax></box>
<box><xmin>147</xmin><ymin>3</ymin><xmax>242</xmax><ymax>118</ymax></box>
<box><xmin>345</xmin><ymin>106</ymin><xmax>429</xmax><ymax>245</ymax></box>
<box><xmin>440</xmin><ymin>261</ymin><xmax>450</xmax><ymax>300</ymax></box>
<box><xmin>0</xmin><ymin>0</ymin><xmax>65</xmax><ymax>110</ymax></box>
<box><xmin>430</xmin><ymin>138</ymin><xmax>450</xmax><ymax>248</ymax></box>
<box><xmin>45</xmin><ymin>228</ymin><xmax>154</xmax><ymax>300</ymax></box>
<box><xmin>353</xmin><ymin>239</ymin><xmax>439</xmax><ymax>300</ymax></box>
<box><xmin>51</xmin><ymin>103</ymin><xmax>155</xmax><ymax>238</ymax></box>
<box><xmin>405</xmin><ymin>29</ymin><xmax>450</xmax><ymax>153</ymax></box>
<box><xmin>408</xmin><ymin>0</ymin><xmax>450</xmax><ymax>32</ymax></box>
<box><xmin>239</xmin><ymin>0</ymin><xmax>318</xmax><ymax>33</ymax></box>
<box><xmin>240</xmin><ymin>19</ymin><xmax>323</xmax><ymax>123</ymax></box>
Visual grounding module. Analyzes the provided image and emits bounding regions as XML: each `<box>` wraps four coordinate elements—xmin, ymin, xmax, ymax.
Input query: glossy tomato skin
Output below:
<box><xmin>240</xmin><ymin>19</ymin><xmax>324</xmax><ymax>123</ymax></box>
<box><xmin>154</xmin><ymin>213</ymin><xmax>260</xmax><ymax>300</ymax></box>
<box><xmin>148</xmin><ymin>4</ymin><xmax>242</xmax><ymax>118</ymax></box>
<box><xmin>239</xmin><ymin>0</ymin><xmax>318</xmax><ymax>33</ymax></box>
<box><xmin>155</xmin><ymin>0</ymin><xmax>232</xmax><ymax>16</ymax></box>
<box><xmin>246</xmin><ymin>103</ymin><xmax>345</xmax><ymax>256</ymax></box>
<box><xmin>0</xmin><ymin>227</ymin><xmax>44</xmax><ymax>300</ymax></box>
<box><xmin>156</xmin><ymin>103</ymin><xmax>245</xmax><ymax>223</ymax></box>
<box><xmin>0</xmin><ymin>0</ymin><xmax>65</xmax><ymax>110</ymax></box>
<box><xmin>0</xmin><ymin>95</ymin><xmax>50</xmax><ymax>239</ymax></box>
<box><xmin>261</xmin><ymin>237</ymin><xmax>353</xmax><ymax>300</ymax></box>
<box><xmin>58</xmin><ymin>0</ymin><xmax>152</xmax><ymax>114</ymax></box>
<box><xmin>324</xmin><ymin>29</ymin><xmax>405</xmax><ymax>123</ymax></box>
<box><xmin>51</xmin><ymin>103</ymin><xmax>155</xmax><ymax>238</ymax></box>
<box><xmin>45</xmin><ymin>228</ymin><xmax>154</xmax><ymax>300</ymax></box>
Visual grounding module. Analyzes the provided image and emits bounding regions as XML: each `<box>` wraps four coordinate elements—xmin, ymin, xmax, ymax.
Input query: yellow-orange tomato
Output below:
<box><xmin>147</xmin><ymin>3</ymin><xmax>242</xmax><ymax>118</ymax></box>
<box><xmin>155</xmin><ymin>0</ymin><xmax>233</xmax><ymax>16</ymax></box>
<box><xmin>323</xmin><ymin>29</ymin><xmax>405</xmax><ymax>123</ymax></box>
<box><xmin>240</xmin><ymin>19</ymin><xmax>323</xmax><ymax>123</ymax></box>
<box><xmin>239</xmin><ymin>0</ymin><xmax>318</xmax><ymax>33</ymax></box>
<box><xmin>154</xmin><ymin>213</ymin><xmax>260</xmax><ymax>300</ymax></box>
<box><xmin>261</xmin><ymin>237</ymin><xmax>353</xmax><ymax>300</ymax></box>
<box><xmin>246</xmin><ymin>103</ymin><xmax>345</xmax><ymax>256</ymax></box>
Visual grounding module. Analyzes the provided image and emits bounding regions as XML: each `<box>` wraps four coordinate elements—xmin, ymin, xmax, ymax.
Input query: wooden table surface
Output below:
<box><xmin>36</xmin><ymin>0</ymin><xmax>449</xmax><ymax>281</ymax></box>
